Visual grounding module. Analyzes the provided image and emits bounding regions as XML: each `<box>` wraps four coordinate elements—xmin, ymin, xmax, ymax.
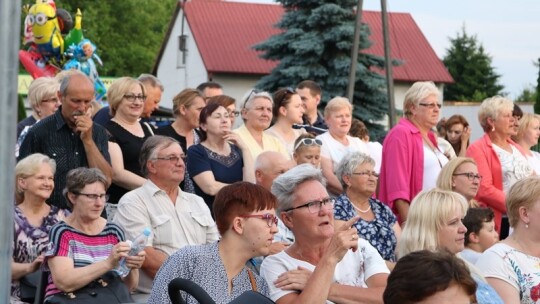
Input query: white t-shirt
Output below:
<box><xmin>317</xmin><ymin>132</ymin><xmax>370</xmax><ymax>171</ymax></box>
<box><xmin>492</xmin><ymin>144</ymin><xmax>533</xmax><ymax>193</ymax></box>
<box><xmin>366</xmin><ymin>141</ymin><xmax>383</xmax><ymax>173</ymax></box>
<box><xmin>260</xmin><ymin>239</ymin><xmax>389</xmax><ymax>304</ymax></box>
<box><xmin>527</xmin><ymin>151</ymin><xmax>540</xmax><ymax>175</ymax></box>
<box><xmin>422</xmin><ymin>145</ymin><xmax>449</xmax><ymax>190</ymax></box>
<box><xmin>475</xmin><ymin>242</ymin><xmax>540</xmax><ymax>303</ymax></box>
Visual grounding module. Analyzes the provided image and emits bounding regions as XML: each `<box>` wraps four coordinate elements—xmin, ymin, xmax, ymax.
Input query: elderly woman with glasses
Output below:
<box><xmin>104</xmin><ymin>77</ymin><xmax>154</xmax><ymax>213</ymax></box>
<box><xmin>437</xmin><ymin>157</ymin><xmax>482</xmax><ymax>206</ymax></box>
<box><xmin>316</xmin><ymin>97</ymin><xmax>370</xmax><ymax>196</ymax></box>
<box><xmin>187</xmin><ymin>101</ymin><xmax>255</xmax><ymax>211</ymax></box>
<box><xmin>378</xmin><ymin>81</ymin><xmax>448</xmax><ymax>223</ymax></box>
<box><xmin>261</xmin><ymin>164</ymin><xmax>389</xmax><ymax>304</ymax></box>
<box><xmin>466</xmin><ymin>96</ymin><xmax>532</xmax><ymax>236</ymax></box>
<box><xmin>265</xmin><ymin>88</ymin><xmax>306</xmax><ymax>157</ymax></box>
<box><xmin>149</xmin><ymin>182</ymin><xmax>277</xmax><ymax>304</ymax></box>
<box><xmin>233</xmin><ymin>90</ymin><xmax>288</xmax><ymax>160</ymax></box>
<box><xmin>44</xmin><ymin>168</ymin><xmax>145</xmax><ymax>301</ymax></box>
<box><xmin>334</xmin><ymin>151</ymin><xmax>400</xmax><ymax>268</ymax></box>
<box><xmin>16</xmin><ymin>77</ymin><xmax>61</xmax><ymax>157</ymax></box>
<box><xmin>293</xmin><ymin>133</ymin><xmax>322</xmax><ymax>168</ymax></box>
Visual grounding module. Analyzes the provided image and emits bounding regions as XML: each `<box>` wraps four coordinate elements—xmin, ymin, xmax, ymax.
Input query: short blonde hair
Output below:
<box><xmin>403</xmin><ymin>81</ymin><xmax>439</xmax><ymax>118</ymax></box>
<box><xmin>506</xmin><ymin>176</ymin><xmax>540</xmax><ymax>227</ymax></box>
<box><xmin>477</xmin><ymin>95</ymin><xmax>514</xmax><ymax>132</ymax></box>
<box><xmin>172</xmin><ymin>88</ymin><xmax>203</xmax><ymax>116</ymax></box>
<box><xmin>324</xmin><ymin>96</ymin><xmax>353</xmax><ymax>118</ymax></box>
<box><xmin>15</xmin><ymin>153</ymin><xmax>56</xmax><ymax>204</ymax></box>
<box><xmin>513</xmin><ymin>113</ymin><xmax>540</xmax><ymax>142</ymax></box>
<box><xmin>107</xmin><ymin>77</ymin><xmax>145</xmax><ymax>117</ymax></box>
<box><xmin>397</xmin><ymin>188</ymin><xmax>468</xmax><ymax>259</ymax></box>
<box><xmin>436</xmin><ymin>157</ymin><xmax>477</xmax><ymax>192</ymax></box>
<box><xmin>27</xmin><ymin>77</ymin><xmax>60</xmax><ymax>111</ymax></box>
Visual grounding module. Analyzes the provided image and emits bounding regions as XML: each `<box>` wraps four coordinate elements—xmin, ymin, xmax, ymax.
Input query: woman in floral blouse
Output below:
<box><xmin>11</xmin><ymin>153</ymin><xmax>69</xmax><ymax>303</ymax></box>
<box><xmin>334</xmin><ymin>151</ymin><xmax>400</xmax><ymax>269</ymax></box>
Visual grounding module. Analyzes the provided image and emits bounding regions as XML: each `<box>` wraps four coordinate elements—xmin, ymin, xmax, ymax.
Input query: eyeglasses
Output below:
<box><xmin>284</xmin><ymin>197</ymin><xmax>335</xmax><ymax>213</ymax></box>
<box><xmin>41</xmin><ymin>97</ymin><xmax>59</xmax><ymax>103</ymax></box>
<box><xmin>453</xmin><ymin>172</ymin><xmax>482</xmax><ymax>181</ymax></box>
<box><xmin>74</xmin><ymin>192</ymin><xmax>109</xmax><ymax>201</ymax></box>
<box><xmin>153</xmin><ymin>154</ymin><xmax>186</xmax><ymax>163</ymax></box>
<box><xmin>243</xmin><ymin>89</ymin><xmax>260</xmax><ymax>109</ymax></box>
<box><xmin>239</xmin><ymin>213</ymin><xmax>278</xmax><ymax>228</ymax></box>
<box><xmin>418</xmin><ymin>102</ymin><xmax>442</xmax><ymax>109</ymax></box>
<box><xmin>352</xmin><ymin>171</ymin><xmax>379</xmax><ymax>178</ymax></box>
<box><xmin>124</xmin><ymin>94</ymin><xmax>147</xmax><ymax>102</ymax></box>
<box><xmin>228</xmin><ymin>110</ymin><xmax>240</xmax><ymax>117</ymax></box>
<box><xmin>294</xmin><ymin>138</ymin><xmax>323</xmax><ymax>151</ymax></box>
<box><xmin>29</xmin><ymin>13</ymin><xmax>57</xmax><ymax>26</ymax></box>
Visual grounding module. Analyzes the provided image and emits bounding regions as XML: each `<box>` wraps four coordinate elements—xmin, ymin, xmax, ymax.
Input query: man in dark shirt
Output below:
<box><xmin>295</xmin><ymin>80</ymin><xmax>328</xmax><ymax>135</ymax></box>
<box><xmin>19</xmin><ymin>71</ymin><xmax>112</xmax><ymax>210</ymax></box>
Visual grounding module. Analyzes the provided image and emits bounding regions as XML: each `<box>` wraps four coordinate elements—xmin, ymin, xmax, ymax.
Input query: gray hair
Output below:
<box><xmin>15</xmin><ymin>153</ymin><xmax>57</xmax><ymax>204</ymax></box>
<box><xmin>403</xmin><ymin>81</ymin><xmax>440</xmax><ymax>118</ymax></box>
<box><xmin>477</xmin><ymin>95</ymin><xmax>514</xmax><ymax>132</ymax></box>
<box><xmin>138</xmin><ymin>74</ymin><xmax>164</xmax><ymax>91</ymax></box>
<box><xmin>59</xmin><ymin>70</ymin><xmax>93</xmax><ymax>96</ymax></box>
<box><xmin>27</xmin><ymin>77</ymin><xmax>60</xmax><ymax>111</ymax></box>
<box><xmin>335</xmin><ymin>151</ymin><xmax>375</xmax><ymax>190</ymax></box>
<box><xmin>139</xmin><ymin>135</ymin><xmax>181</xmax><ymax>177</ymax></box>
<box><xmin>242</xmin><ymin>90</ymin><xmax>273</xmax><ymax>109</ymax></box>
<box><xmin>63</xmin><ymin>167</ymin><xmax>108</xmax><ymax>209</ymax></box>
<box><xmin>271</xmin><ymin>164</ymin><xmax>326</xmax><ymax>214</ymax></box>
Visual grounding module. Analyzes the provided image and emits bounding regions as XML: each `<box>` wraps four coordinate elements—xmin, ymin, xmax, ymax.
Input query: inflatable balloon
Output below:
<box><xmin>20</xmin><ymin>1</ymin><xmax>107</xmax><ymax>100</ymax></box>
<box><xmin>64</xmin><ymin>39</ymin><xmax>106</xmax><ymax>100</ymax></box>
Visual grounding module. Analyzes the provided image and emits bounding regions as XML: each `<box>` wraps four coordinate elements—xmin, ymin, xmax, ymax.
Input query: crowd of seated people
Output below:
<box><xmin>13</xmin><ymin>75</ymin><xmax>540</xmax><ymax>303</ymax></box>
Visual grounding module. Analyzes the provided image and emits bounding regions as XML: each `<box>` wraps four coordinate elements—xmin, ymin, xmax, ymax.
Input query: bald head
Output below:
<box><xmin>255</xmin><ymin>151</ymin><xmax>291</xmax><ymax>191</ymax></box>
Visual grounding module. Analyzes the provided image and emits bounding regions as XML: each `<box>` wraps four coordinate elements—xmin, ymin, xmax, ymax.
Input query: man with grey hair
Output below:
<box><xmin>263</xmin><ymin>163</ymin><xmax>389</xmax><ymax>303</ymax></box>
<box><xmin>19</xmin><ymin>71</ymin><xmax>112</xmax><ymax>210</ymax></box>
<box><xmin>113</xmin><ymin>135</ymin><xmax>219</xmax><ymax>298</ymax></box>
<box><xmin>93</xmin><ymin>73</ymin><xmax>164</xmax><ymax>126</ymax></box>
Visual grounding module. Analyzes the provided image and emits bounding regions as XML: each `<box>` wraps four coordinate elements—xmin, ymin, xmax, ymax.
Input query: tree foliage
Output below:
<box><xmin>20</xmin><ymin>0</ymin><xmax>177</xmax><ymax>77</ymax></box>
<box><xmin>254</xmin><ymin>0</ymin><xmax>390</xmax><ymax>140</ymax></box>
<box><xmin>442</xmin><ymin>26</ymin><xmax>504</xmax><ymax>101</ymax></box>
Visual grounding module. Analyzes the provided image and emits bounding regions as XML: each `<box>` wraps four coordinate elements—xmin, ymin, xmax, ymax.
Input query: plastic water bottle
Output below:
<box><xmin>116</xmin><ymin>227</ymin><xmax>151</xmax><ymax>277</ymax></box>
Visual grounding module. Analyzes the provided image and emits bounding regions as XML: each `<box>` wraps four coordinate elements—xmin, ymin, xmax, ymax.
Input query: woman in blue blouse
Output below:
<box><xmin>334</xmin><ymin>151</ymin><xmax>401</xmax><ymax>268</ymax></box>
<box><xmin>187</xmin><ymin>101</ymin><xmax>255</xmax><ymax>211</ymax></box>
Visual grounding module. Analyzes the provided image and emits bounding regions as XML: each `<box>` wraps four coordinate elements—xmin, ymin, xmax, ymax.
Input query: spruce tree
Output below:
<box><xmin>443</xmin><ymin>26</ymin><xmax>504</xmax><ymax>101</ymax></box>
<box><xmin>254</xmin><ymin>0</ymin><xmax>389</xmax><ymax>140</ymax></box>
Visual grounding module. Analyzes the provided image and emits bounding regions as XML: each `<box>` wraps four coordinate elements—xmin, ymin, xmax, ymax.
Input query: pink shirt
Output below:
<box><xmin>378</xmin><ymin>118</ymin><xmax>437</xmax><ymax>216</ymax></box>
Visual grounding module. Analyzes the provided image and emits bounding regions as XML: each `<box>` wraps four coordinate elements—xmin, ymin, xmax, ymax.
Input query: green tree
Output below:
<box><xmin>21</xmin><ymin>0</ymin><xmax>176</xmax><ymax>77</ymax></box>
<box><xmin>515</xmin><ymin>85</ymin><xmax>537</xmax><ymax>102</ymax></box>
<box><xmin>254</xmin><ymin>0</ymin><xmax>389</xmax><ymax>140</ymax></box>
<box><xmin>443</xmin><ymin>26</ymin><xmax>504</xmax><ymax>101</ymax></box>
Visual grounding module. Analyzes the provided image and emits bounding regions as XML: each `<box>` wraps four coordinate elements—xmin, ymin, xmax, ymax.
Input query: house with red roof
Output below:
<box><xmin>152</xmin><ymin>0</ymin><xmax>453</xmax><ymax>121</ymax></box>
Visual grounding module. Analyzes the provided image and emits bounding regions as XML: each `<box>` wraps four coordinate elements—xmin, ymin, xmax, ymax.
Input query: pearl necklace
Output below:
<box><xmin>351</xmin><ymin>202</ymin><xmax>371</xmax><ymax>213</ymax></box>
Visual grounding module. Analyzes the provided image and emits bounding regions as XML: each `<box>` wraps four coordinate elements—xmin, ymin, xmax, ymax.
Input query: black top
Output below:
<box><xmin>294</xmin><ymin>112</ymin><xmax>328</xmax><ymax>135</ymax></box>
<box><xmin>17</xmin><ymin>116</ymin><xmax>37</xmax><ymax>138</ymax></box>
<box><xmin>18</xmin><ymin>107</ymin><xmax>111</xmax><ymax>209</ymax></box>
<box><xmin>105</xmin><ymin>120</ymin><xmax>154</xmax><ymax>204</ymax></box>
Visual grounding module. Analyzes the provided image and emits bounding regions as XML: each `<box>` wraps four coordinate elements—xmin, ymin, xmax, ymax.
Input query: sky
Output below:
<box><xmin>233</xmin><ymin>0</ymin><xmax>540</xmax><ymax>99</ymax></box>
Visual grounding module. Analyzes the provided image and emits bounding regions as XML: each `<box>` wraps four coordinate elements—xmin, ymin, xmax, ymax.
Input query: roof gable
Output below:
<box><xmin>161</xmin><ymin>0</ymin><xmax>453</xmax><ymax>83</ymax></box>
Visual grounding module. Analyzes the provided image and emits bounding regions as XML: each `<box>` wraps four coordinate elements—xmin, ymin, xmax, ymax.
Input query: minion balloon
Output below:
<box><xmin>27</xmin><ymin>1</ymin><xmax>64</xmax><ymax>60</ymax></box>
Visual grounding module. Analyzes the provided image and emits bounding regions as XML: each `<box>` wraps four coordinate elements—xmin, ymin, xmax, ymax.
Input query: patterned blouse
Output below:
<box><xmin>11</xmin><ymin>205</ymin><xmax>68</xmax><ymax>303</ymax></box>
<box><xmin>148</xmin><ymin>242</ymin><xmax>270</xmax><ymax>304</ymax></box>
<box><xmin>334</xmin><ymin>194</ymin><xmax>398</xmax><ymax>262</ymax></box>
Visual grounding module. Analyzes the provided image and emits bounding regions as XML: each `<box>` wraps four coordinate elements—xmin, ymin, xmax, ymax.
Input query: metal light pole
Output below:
<box><xmin>0</xmin><ymin>0</ymin><xmax>21</xmax><ymax>301</ymax></box>
<box><xmin>346</xmin><ymin>0</ymin><xmax>364</xmax><ymax>103</ymax></box>
<box><xmin>381</xmin><ymin>0</ymin><xmax>396</xmax><ymax>128</ymax></box>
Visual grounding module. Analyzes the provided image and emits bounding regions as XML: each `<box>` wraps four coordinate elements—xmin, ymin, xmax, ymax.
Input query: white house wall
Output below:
<box><xmin>157</xmin><ymin>17</ymin><xmax>208</xmax><ymax>109</ymax></box>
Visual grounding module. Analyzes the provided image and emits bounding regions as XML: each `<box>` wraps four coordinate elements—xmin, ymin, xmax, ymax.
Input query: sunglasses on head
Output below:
<box><xmin>294</xmin><ymin>138</ymin><xmax>322</xmax><ymax>151</ymax></box>
<box><xmin>243</xmin><ymin>89</ymin><xmax>261</xmax><ymax>109</ymax></box>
